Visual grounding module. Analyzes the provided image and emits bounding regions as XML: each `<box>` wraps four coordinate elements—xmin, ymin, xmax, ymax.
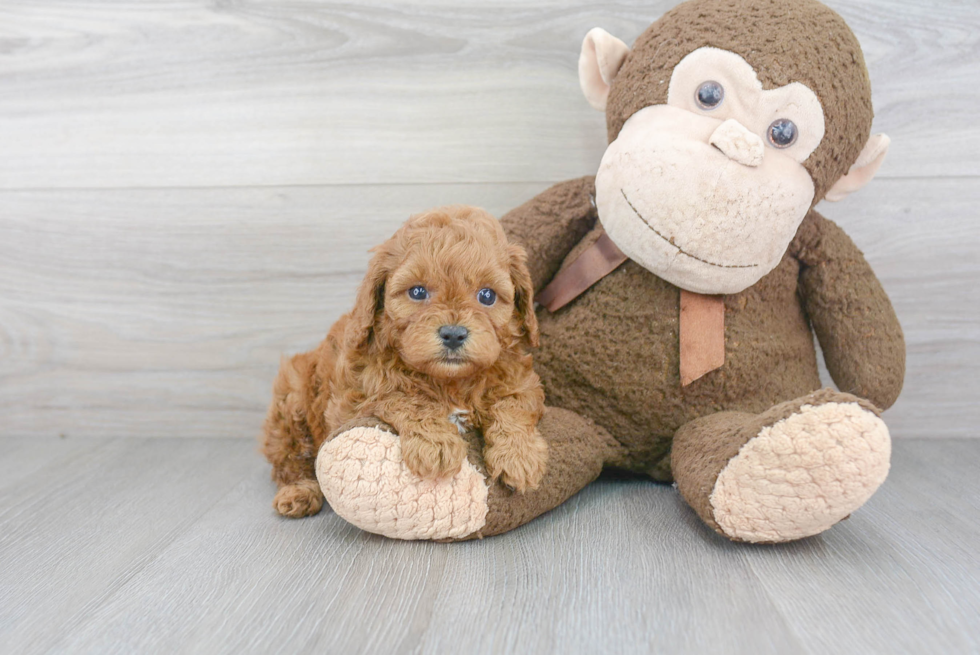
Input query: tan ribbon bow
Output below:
<box><xmin>537</xmin><ymin>232</ymin><xmax>725</xmax><ymax>386</ymax></box>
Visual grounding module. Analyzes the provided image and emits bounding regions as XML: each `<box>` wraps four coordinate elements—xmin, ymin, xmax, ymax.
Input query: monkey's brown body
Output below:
<box><xmin>527</xmin><ymin>202</ymin><xmax>819</xmax><ymax>481</ymax></box>
<box><xmin>309</xmin><ymin>0</ymin><xmax>906</xmax><ymax>543</ymax></box>
<box><xmin>503</xmin><ymin>176</ymin><xmax>904</xmax><ymax>486</ymax></box>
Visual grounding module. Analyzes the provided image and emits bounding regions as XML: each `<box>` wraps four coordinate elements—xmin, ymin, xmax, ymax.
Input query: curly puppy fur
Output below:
<box><xmin>262</xmin><ymin>205</ymin><xmax>547</xmax><ymax>518</ymax></box>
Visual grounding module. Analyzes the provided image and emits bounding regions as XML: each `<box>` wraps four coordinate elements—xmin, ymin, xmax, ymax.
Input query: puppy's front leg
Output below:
<box><xmin>484</xmin><ymin>395</ymin><xmax>548</xmax><ymax>493</ymax></box>
<box><xmin>400</xmin><ymin>425</ymin><xmax>469</xmax><ymax>480</ymax></box>
<box><xmin>374</xmin><ymin>397</ymin><xmax>468</xmax><ymax>480</ymax></box>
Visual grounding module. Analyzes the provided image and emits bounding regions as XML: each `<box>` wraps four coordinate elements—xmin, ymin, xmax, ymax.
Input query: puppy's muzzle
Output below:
<box><xmin>438</xmin><ymin>325</ymin><xmax>469</xmax><ymax>351</ymax></box>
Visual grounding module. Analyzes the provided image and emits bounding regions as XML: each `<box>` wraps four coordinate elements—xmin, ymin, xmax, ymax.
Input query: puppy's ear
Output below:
<box><xmin>508</xmin><ymin>244</ymin><xmax>539</xmax><ymax>348</ymax></box>
<box><xmin>344</xmin><ymin>245</ymin><xmax>390</xmax><ymax>353</ymax></box>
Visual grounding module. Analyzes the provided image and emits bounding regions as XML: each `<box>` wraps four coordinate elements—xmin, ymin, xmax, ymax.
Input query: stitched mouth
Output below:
<box><xmin>620</xmin><ymin>189</ymin><xmax>758</xmax><ymax>270</ymax></box>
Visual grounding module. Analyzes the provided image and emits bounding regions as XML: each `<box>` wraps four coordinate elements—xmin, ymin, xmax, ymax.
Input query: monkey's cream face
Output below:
<box><xmin>594</xmin><ymin>48</ymin><xmax>826</xmax><ymax>294</ymax></box>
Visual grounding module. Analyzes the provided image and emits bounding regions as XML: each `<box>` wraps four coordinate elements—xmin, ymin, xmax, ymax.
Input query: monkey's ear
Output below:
<box><xmin>824</xmin><ymin>134</ymin><xmax>890</xmax><ymax>202</ymax></box>
<box><xmin>579</xmin><ymin>28</ymin><xmax>631</xmax><ymax>111</ymax></box>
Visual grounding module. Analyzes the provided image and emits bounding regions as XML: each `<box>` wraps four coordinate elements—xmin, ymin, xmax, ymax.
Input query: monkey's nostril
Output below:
<box><xmin>438</xmin><ymin>325</ymin><xmax>469</xmax><ymax>351</ymax></box>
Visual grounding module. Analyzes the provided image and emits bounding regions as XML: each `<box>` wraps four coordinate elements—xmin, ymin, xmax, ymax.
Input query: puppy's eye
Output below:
<box><xmin>477</xmin><ymin>288</ymin><xmax>496</xmax><ymax>306</ymax></box>
<box><xmin>408</xmin><ymin>286</ymin><xmax>429</xmax><ymax>301</ymax></box>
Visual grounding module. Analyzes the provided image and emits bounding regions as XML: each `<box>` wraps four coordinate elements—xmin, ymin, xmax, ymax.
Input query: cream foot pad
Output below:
<box><xmin>316</xmin><ymin>426</ymin><xmax>489</xmax><ymax>540</ymax></box>
<box><xmin>710</xmin><ymin>402</ymin><xmax>891</xmax><ymax>543</ymax></box>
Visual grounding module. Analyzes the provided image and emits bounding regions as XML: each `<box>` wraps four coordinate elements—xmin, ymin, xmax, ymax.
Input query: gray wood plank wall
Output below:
<box><xmin>1</xmin><ymin>0</ymin><xmax>978</xmax><ymax>440</ymax></box>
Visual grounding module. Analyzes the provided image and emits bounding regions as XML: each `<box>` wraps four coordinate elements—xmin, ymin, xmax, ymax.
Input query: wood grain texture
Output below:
<box><xmin>0</xmin><ymin>183</ymin><xmax>548</xmax><ymax>439</ymax></box>
<box><xmin>1</xmin><ymin>1</ymin><xmax>977</xmax><ymax>652</ymax></box>
<box><xmin>0</xmin><ymin>0</ymin><xmax>977</xmax><ymax>189</ymax></box>
<box><xmin>0</xmin><ymin>437</ymin><xmax>258</xmax><ymax>655</ymax></box>
<box><xmin>2</xmin><ymin>178</ymin><xmax>976</xmax><ymax>439</ymax></box>
<box><xmin>0</xmin><ymin>435</ymin><xmax>107</xmax><ymax>491</ymax></box>
<box><xmin>0</xmin><ymin>1</ymin><xmax>977</xmax><ymax>440</ymax></box>
<box><xmin>1</xmin><ymin>437</ymin><xmax>977</xmax><ymax>654</ymax></box>
<box><xmin>742</xmin><ymin>438</ymin><xmax>980</xmax><ymax>653</ymax></box>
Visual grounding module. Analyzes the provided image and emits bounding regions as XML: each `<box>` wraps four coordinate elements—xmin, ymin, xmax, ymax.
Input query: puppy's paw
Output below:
<box><xmin>273</xmin><ymin>480</ymin><xmax>324</xmax><ymax>518</ymax></box>
<box><xmin>485</xmin><ymin>429</ymin><xmax>548</xmax><ymax>493</ymax></box>
<box><xmin>401</xmin><ymin>432</ymin><xmax>468</xmax><ymax>480</ymax></box>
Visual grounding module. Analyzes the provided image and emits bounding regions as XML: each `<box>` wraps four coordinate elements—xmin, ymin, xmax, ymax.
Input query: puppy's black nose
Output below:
<box><xmin>438</xmin><ymin>325</ymin><xmax>469</xmax><ymax>351</ymax></box>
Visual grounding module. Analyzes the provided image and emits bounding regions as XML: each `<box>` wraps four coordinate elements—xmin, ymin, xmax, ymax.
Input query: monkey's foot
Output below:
<box><xmin>711</xmin><ymin>398</ymin><xmax>891</xmax><ymax>543</ymax></box>
<box><xmin>673</xmin><ymin>390</ymin><xmax>892</xmax><ymax>543</ymax></box>
<box><xmin>316</xmin><ymin>426</ymin><xmax>488</xmax><ymax>540</ymax></box>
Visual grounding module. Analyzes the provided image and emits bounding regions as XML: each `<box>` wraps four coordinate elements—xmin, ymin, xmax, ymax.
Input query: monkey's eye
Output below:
<box><xmin>695</xmin><ymin>81</ymin><xmax>724</xmax><ymax>110</ymax></box>
<box><xmin>408</xmin><ymin>286</ymin><xmax>429</xmax><ymax>301</ymax></box>
<box><xmin>477</xmin><ymin>288</ymin><xmax>496</xmax><ymax>306</ymax></box>
<box><xmin>767</xmin><ymin>119</ymin><xmax>798</xmax><ymax>148</ymax></box>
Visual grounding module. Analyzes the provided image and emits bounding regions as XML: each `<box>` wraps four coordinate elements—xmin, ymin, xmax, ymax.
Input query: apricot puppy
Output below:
<box><xmin>262</xmin><ymin>205</ymin><xmax>547</xmax><ymax>518</ymax></box>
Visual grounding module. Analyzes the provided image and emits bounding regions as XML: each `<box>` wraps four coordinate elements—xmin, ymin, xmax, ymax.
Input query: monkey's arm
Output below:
<box><xmin>499</xmin><ymin>176</ymin><xmax>598</xmax><ymax>292</ymax></box>
<box><xmin>794</xmin><ymin>211</ymin><xmax>905</xmax><ymax>410</ymax></box>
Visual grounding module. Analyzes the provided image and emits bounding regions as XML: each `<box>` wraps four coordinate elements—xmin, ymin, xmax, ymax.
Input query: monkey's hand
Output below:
<box><xmin>795</xmin><ymin>212</ymin><xmax>905</xmax><ymax>409</ymax></box>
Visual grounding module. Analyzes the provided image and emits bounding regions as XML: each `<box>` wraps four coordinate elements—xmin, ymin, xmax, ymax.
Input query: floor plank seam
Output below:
<box><xmin>37</xmin><ymin>465</ymin><xmax>263</xmax><ymax>654</ymax></box>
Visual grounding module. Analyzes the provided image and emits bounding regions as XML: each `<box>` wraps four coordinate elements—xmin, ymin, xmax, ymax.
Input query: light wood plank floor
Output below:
<box><xmin>1</xmin><ymin>437</ymin><xmax>978</xmax><ymax>654</ymax></box>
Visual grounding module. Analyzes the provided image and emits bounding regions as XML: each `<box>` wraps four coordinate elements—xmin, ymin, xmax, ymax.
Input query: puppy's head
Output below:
<box><xmin>345</xmin><ymin>205</ymin><xmax>538</xmax><ymax>379</ymax></box>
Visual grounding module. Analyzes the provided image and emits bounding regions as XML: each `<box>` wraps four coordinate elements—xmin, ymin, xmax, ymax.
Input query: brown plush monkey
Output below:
<box><xmin>313</xmin><ymin>0</ymin><xmax>905</xmax><ymax>543</ymax></box>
